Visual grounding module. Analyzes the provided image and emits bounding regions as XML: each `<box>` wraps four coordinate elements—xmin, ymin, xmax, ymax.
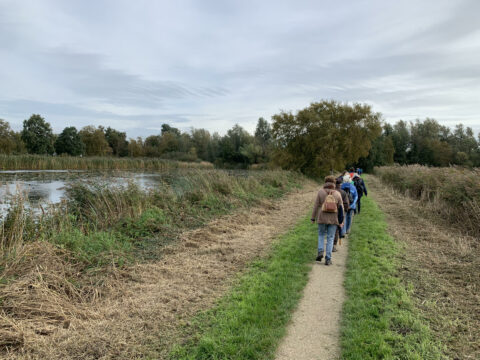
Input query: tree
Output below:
<box><xmin>144</xmin><ymin>135</ymin><xmax>162</xmax><ymax>157</ymax></box>
<box><xmin>105</xmin><ymin>127</ymin><xmax>128</xmax><ymax>157</ymax></box>
<box><xmin>271</xmin><ymin>100</ymin><xmax>382</xmax><ymax>177</ymax></box>
<box><xmin>254</xmin><ymin>117</ymin><xmax>272</xmax><ymax>161</ymax></box>
<box><xmin>79</xmin><ymin>126</ymin><xmax>111</xmax><ymax>156</ymax></box>
<box><xmin>161</xmin><ymin>123</ymin><xmax>181</xmax><ymax>137</ymax></box>
<box><xmin>191</xmin><ymin>128</ymin><xmax>211</xmax><ymax>161</ymax></box>
<box><xmin>128</xmin><ymin>137</ymin><xmax>145</xmax><ymax>157</ymax></box>
<box><xmin>55</xmin><ymin>126</ymin><xmax>85</xmax><ymax>156</ymax></box>
<box><xmin>357</xmin><ymin>127</ymin><xmax>395</xmax><ymax>172</ymax></box>
<box><xmin>217</xmin><ymin>124</ymin><xmax>253</xmax><ymax>165</ymax></box>
<box><xmin>21</xmin><ymin>114</ymin><xmax>55</xmax><ymax>154</ymax></box>
<box><xmin>391</xmin><ymin>120</ymin><xmax>410</xmax><ymax>164</ymax></box>
<box><xmin>0</xmin><ymin>119</ymin><xmax>19</xmax><ymax>154</ymax></box>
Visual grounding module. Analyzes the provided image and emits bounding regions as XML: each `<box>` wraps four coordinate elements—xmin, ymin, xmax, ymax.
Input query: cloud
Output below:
<box><xmin>0</xmin><ymin>0</ymin><xmax>479</xmax><ymax>136</ymax></box>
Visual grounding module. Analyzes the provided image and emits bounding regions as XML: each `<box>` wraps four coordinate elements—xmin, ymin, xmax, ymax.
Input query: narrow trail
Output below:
<box><xmin>13</xmin><ymin>182</ymin><xmax>319</xmax><ymax>360</ymax></box>
<box><xmin>275</xmin><ymin>231</ymin><xmax>348</xmax><ymax>360</ymax></box>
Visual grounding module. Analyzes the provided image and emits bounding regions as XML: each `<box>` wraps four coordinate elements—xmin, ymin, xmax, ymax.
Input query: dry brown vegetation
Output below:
<box><xmin>368</xmin><ymin>175</ymin><xmax>479</xmax><ymax>359</ymax></box>
<box><xmin>0</xmin><ymin>175</ymin><xmax>317</xmax><ymax>359</ymax></box>
<box><xmin>375</xmin><ymin>165</ymin><xmax>480</xmax><ymax>237</ymax></box>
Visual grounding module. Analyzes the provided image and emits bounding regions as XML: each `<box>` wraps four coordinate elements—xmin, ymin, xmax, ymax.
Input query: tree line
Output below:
<box><xmin>358</xmin><ymin>118</ymin><xmax>480</xmax><ymax>171</ymax></box>
<box><xmin>1</xmin><ymin>101</ymin><xmax>479</xmax><ymax>173</ymax></box>
<box><xmin>0</xmin><ymin>114</ymin><xmax>272</xmax><ymax>167</ymax></box>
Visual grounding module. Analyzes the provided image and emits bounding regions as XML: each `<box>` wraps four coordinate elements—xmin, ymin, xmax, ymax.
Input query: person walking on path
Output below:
<box><xmin>333</xmin><ymin>178</ymin><xmax>349</xmax><ymax>252</ymax></box>
<box><xmin>341</xmin><ymin>175</ymin><xmax>358</xmax><ymax>235</ymax></box>
<box><xmin>311</xmin><ymin>176</ymin><xmax>344</xmax><ymax>265</ymax></box>
<box><xmin>353</xmin><ymin>174</ymin><xmax>368</xmax><ymax>214</ymax></box>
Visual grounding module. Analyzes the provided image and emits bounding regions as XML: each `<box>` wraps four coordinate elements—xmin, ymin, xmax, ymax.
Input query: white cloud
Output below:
<box><xmin>0</xmin><ymin>0</ymin><xmax>479</xmax><ymax>136</ymax></box>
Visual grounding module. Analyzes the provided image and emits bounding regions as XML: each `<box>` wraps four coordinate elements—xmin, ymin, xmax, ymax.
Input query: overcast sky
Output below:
<box><xmin>1</xmin><ymin>0</ymin><xmax>479</xmax><ymax>138</ymax></box>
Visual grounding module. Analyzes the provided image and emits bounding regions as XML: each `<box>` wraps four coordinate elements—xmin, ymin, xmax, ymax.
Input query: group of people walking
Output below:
<box><xmin>311</xmin><ymin>168</ymin><xmax>367</xmax><ymax>265</ymax></box>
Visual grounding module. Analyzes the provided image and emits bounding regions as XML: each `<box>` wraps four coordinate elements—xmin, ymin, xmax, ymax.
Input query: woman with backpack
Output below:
<box><xmin>311</xmin><ymin>175</ymin><xmax>344</xmax><ymax>265</ymax></box>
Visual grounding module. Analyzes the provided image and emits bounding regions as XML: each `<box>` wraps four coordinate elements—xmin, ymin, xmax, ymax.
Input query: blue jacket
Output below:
<box><xmin>341</xmin><ymin>183</ymin><xmax>358</xmax><ymax>210</ymax></box>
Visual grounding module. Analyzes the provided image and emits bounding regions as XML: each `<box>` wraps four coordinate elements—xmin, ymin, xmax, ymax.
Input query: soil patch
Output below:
<box><xmin>4</xmin><ymin>181</ymin><xmax>318</xmax><ymax>359</ymax></box>
<box><xmin>367</xmin><ymin>175</ymin><xmax>480</xmax><ymax>360</ymax></box>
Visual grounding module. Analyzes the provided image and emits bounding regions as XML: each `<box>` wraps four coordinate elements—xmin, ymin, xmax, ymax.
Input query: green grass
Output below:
<box><xmin>169</xmin><ymin>216</ymin><xmax>317</xmax><ymax>360</ymax></box>
<box><xmin>341</xmin><ymin>196</ymin><xmax>444</xmax><ymax>359</ymax></box>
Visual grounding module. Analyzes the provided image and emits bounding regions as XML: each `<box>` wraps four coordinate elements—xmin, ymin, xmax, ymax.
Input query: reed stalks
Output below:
<box><xmin>0</xmin><ymin>154</ymin><xmax>214</xmax><ymax>171</ymax></box>
<box><xmin>375</xmin><ymin>165</ymin><xmax>480</xmax><ymax>237</ymax></box>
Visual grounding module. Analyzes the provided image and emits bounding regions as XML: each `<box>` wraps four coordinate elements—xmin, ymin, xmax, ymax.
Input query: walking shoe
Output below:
<box><xmin>325</xmin><ymin>258</ymin><xmax>332</xmax><ymax>266</ymax></box>
<box><xmin>332</xmin><ymin>245</ymin><xmax>337</xmax><ymax>252</ymax></box>
<box><xmin>316</xmin><ymin>252</ymin><xmax>323</xmax><ymax>262</ymax></box>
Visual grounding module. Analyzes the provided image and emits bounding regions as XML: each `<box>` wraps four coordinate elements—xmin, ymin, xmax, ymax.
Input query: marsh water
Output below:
<box><xmin>0</xmin><ymin>170</ymin><xmax>167</xmax><ymax>217</ymax></box>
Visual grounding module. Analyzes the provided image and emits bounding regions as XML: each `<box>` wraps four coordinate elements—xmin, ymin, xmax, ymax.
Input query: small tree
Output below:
<box><xmin>79</xmin><ymin>126</ymin><xmax>111</xmax><ymax>156</ymax></box>
<box><xmin>0</xmin><ymin>119</ymin><xmax>18</xmax><ymax>154</ymax></box>
<box><xmin>105</xmin><ymin>127</ymin><xmax>128</xmax><ymax>157</ymax></box>
<box><xmin>254</xmin><ymin>117</ymin><xmax>272</xmax><ymax>161</ymax></box>
<box><xmin>55</xmin><ymin>127</ymin><xmax>85</xmax><ymax>156</ymax></box>
<box><xmin>21</xmin><ymin>114</ymin><xmax>55</xmax><ymax>154</ymax></box>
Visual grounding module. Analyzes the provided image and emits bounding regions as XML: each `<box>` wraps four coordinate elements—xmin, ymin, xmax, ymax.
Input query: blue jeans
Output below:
<box><xmin>318</xmin><ymin>224</ymin><xmax>337</xmax><ymax>260</ymax></box>
<box><xmin>345</xmin><ymin>209</ymin><xmax>354</xmax><ymax>233</ymax></box>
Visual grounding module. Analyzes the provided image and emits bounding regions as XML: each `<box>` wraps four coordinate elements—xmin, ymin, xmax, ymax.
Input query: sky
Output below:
<box><xmin>1</xmin><ymin>0</ymin><xmax>479</xmax><ymax>138</ymax></box>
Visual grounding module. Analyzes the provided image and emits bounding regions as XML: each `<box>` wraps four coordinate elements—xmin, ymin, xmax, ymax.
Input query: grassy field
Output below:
<box><xmin>375</xmin><ymin>165</ymin><xmax>480</xmax><ymax>236</ymax></box>
<box><xmin>0</xmin><ymin>169</ymin><xmax>306</xmax><ymax>351</ymax></box>
<box><xmin>169</xmin><ymin>216</ymin><xmax>316</xmax><ymax>360</ymax></box>
<box><xmin>0</xmin><ymin>154</ymin><xmax>214</xmax><ymax>170</ymax></box>
<box><xmin>341</xmin><ymin>196</ymin><xmax>443</xmax><ymax>359</ymax></box>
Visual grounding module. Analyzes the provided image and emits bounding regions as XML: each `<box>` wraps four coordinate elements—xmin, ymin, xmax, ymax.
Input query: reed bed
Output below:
<box><xmin>0</xmin><ymin>154</ymin><xmax>213</xmax><ymax>171</ymax></box>
<box><xmin>375</xmin><ymin>165</ymin><xmax>480</xmax><ymax>237</ymax></box>
<box><xmin>0</xmin><ymin>169</ymin><xmax>305</xmax><ymax>353</ymax></box>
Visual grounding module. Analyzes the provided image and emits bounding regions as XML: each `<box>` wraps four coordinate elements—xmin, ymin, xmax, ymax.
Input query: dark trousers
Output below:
<box><xmin>356</xmin><ymin>196</ymin><xmax>362</xmax><ymax>214</ymax></box>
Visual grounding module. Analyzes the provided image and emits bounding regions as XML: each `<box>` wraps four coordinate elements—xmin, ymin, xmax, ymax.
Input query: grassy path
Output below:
<box><xmin>170</xmin><ymin>216</ymin><xmax>318</xmax><ymax>360</ymax></box>
<box><xmin>169</xmin><ymin>185</ymin><xmax>445</xmax><ymax>360</ymax></box>
<box><xmin>341</xmin><ymin>195</ymin><xmax>443</xmax><ymax>359</ymax></box>
<box><xmin>367</xmin><ymin>174</ymin><xmax>479</xmax><ymax>359</ymax></box>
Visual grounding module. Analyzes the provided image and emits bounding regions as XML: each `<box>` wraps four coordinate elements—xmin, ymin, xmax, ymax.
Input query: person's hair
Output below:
<box><xmin>349</xmin><ymin>167</ymin><xmax>355</xmax><ymax>172</ymax></box>
<box><xmin>325</xmin><ymin>175</ymin><xmax>336</xmax><ymax>184</ymax></box>
<box><xmin>335</xmin><ymin>178</ymin><xmax>342</xmax><ymax>185</ymax></box>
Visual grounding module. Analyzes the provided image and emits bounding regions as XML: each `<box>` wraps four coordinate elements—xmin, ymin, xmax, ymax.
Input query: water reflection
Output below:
<box><xmin>0</xmin><ymin>171</ymin><xmax>166</xmax><ymax>218</ymax></box>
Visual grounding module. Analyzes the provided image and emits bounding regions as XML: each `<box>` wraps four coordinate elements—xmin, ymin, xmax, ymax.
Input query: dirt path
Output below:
<box><xmin>11</xmin><ymin>182</ymin><xmax>319</xmax><ymax>359</ymax></box>
<box><xmin>366</xmin><ymin>175</ymin><xmax>480</xmax><ymax>359</ymax></box>
<box><xmin>275</xmin><ymin>234</ymin><xmax>348</xmax><ymax>360</ymax></box>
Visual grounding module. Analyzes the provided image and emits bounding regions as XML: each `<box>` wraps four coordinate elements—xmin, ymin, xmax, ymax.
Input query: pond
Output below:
<box><xmin>0</xmin><ymin>170</ymin><xmax>168</xmax><ymax>218</ymax></box>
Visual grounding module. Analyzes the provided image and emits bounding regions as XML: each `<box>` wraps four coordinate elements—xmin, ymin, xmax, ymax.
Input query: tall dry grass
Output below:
<box><xmin>375</xmin><ymin>165</ymin><xmax>480</xmax><ymax>236</ymax></box>
<box><xmin>0</xmin><ymin>154</ymin><xmax>213</xmax><ymax>171</ymax></box>
<box><xmin>0</xmin><ymin>169</ymin><xmax>305</xmax><ymax>353</ymax></box>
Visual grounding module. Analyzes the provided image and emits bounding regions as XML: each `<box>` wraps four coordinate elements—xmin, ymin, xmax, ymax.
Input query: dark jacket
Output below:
<box><xmin>353</xmin><ymin>176</ymin><xmax>368</xmax><ymax>197</ymax></box>
<box><xmin>336</xmin><ymin>184</ymin><xmax>350</xmax><ymax>211</ymax></box>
